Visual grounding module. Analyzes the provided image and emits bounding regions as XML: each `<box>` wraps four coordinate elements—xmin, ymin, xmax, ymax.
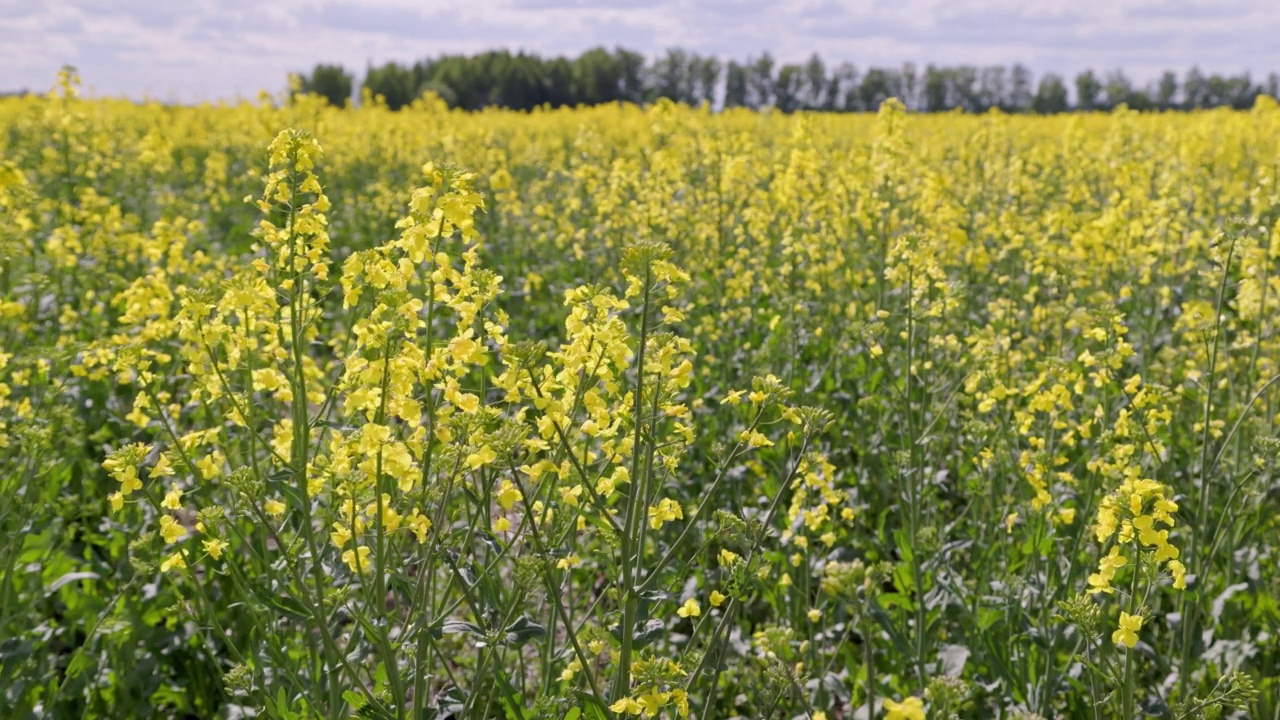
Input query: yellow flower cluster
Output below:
<box><xmin>1091</xmin><ymin>477</ymin><xmax>1185</xmax><ymax>593</ymax></box>
<box><xmin>610</xmin><ymin>658</ymin><xmax>691</xmax><ymax>718</ymax></box>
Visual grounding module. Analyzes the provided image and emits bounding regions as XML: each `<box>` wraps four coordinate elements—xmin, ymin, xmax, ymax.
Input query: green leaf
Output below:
<box><xmin>869</xmin><ymin>601</ymin><xmax>915</xmax><ymax>659</ymax></box>
<box><xmin>892</xmin><ymin>561</ymin><xmax>915</xmax><ymax>595</ymax></box>
<box><xmin>442</xmin><ymin>619</ymin><xmax>484</xmax><ymax>636</ymax></box>
<box><xmin>503</xmin><ymin>615</ymin><xmax>546</xmax><ymax>647</ymax></box>
<box><xmin>573</xmin><ymin>691</ymin><xmax>612</xmax><ymax>720</ymax></box>
<box><xmin>266</xmin><ymin>592</ymin><xmax>311</xmax><ymax>622</ymax></box>
<box><xmin>977</xmin><ymin>607</ymin><xmax>1002</xmax><ymax>632</ymax></box>
<box><xmin>437</xmin><ymin>685</ymin><xmax>468</xmax><ymax>715</ymax></box>
<box><xmin>343</xmin><ymin>690</ymin><xmax>367</xmax><ymax>711</ymax></box>
<box><xmin>44</xmin><ymin>571</ymin><xmax>100</xmax><ymax>595</ymax></box>
<box><xmin>631</xmin><ymin>618</ymin><xmax>665</xmax><ymax>650</ymax></box>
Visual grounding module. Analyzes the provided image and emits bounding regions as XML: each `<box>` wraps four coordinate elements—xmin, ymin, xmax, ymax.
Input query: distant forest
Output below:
<box><xmin>294</xmin><ymin>47</ymin><xmax>1274</xmax><ymax>114</ymax></box>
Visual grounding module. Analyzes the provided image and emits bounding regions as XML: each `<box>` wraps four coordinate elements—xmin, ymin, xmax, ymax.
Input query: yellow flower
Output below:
<box><xmin>1086</xmin><ymin>573</ymin><xmax>1113</xmax><ymax>595</ymax></box>
<box><xmin>559</xmin><ymin>484</ymin><xmax>584</xmax><ymax>507</ymax></box>
<box><xmin>119</xmin><ymin>467</ymin><xmax>142</xmax><ymax>496</ymax></box>
<box><xmin>465</xmin><ymin>444</ymin><xmax>497</xmax><ymax>470</ymax></box>
<box><xmin>1112</xmin><ymin>611</ymin><xmax>1143</xmax><ymax>648</ymax></box>
<box><xmin>109</xmin><ymin>492</ymin><xmax>124</xmax><ymax>512</ymax></box>
<box><xmin>1132</xmin><ymin>515</ymin><xmax>1162</xmax><ymax>546</ymax></box>
<box><xmin>740</xmin><ymin>429</ymin><xmax>773</xmax><ymax>448</ymax></box>
<box><xmin>1098</xmin><ymin>545</ymin><xmax>1127</xmax><ymax>579</ymax></box>
<box><xmin>264</xmin><ymin>498</ymin><xmax>286</xmax><ymax>517</ymax></box>
<box><xmin>609</xmin><ymin>697</ymin><xmax>642</xmax><ymax>715</ymax></box>
<box><xmin>648</xmin><ymin>497</ymin><xmax>683</xmax><ymax>529</ymax></box>
<box><xmin>407</xmin><ymin>509</ymin><xmax>432</xmax><ymax>543</ymax></box>
<box><xmin>1152</xmin><ymin>539</ymin><xmax>1179</xmax><ymax>563</ymax></box>
<box><xmin>196</xmin><ymin>455</ymin><xmax>220</xmax><ymax>479</ymax></box>
<box><xmin>884</xmin><ymin>696</ymin><xmax>925</xmax><ymax>720</ymax></box>
<box><xmin>330</xmin><ymin>522</ymin><xmax>353</xmax><ymax>549</ymax></box>
<box><xmin>495</xmin><ymin>479</ymin><xmax>522</xmax><ymax>509</ymax></box>
<box><xmin>160</xmin><ymin>484</ymin><xmax>183</xmax><ymax>510</ymax></box>
<box><xmin>637</xmin><ymin>689</ymin><xmax>670</xmax><ymax>718</ymax></box>
<box><xmin>342</xmin><ymin>545</ymin><xmax>372</xmax><ymax>573</ymax></box>
<box><xmin>159</xmin><ymin>515</ymin><xmax>185</xmax><ymax>544</ymax></box>
<box><xmin>1094</xmin><ymin>504</ymin><xmax>1118</xmax><ymax>542</ymax></box>
<box><xmin>1152</xmin><ymin>497</ymin><xmax>1178</xmax><ymax>525</ymax></box>
<box><xmin>559</xmin><ymin>658</ymin><xmax>581</xmax><ymax>681</ymax></box>
<box><xmin>807</xmin><ymin>608</ymin><xmax>822</xmax><ymax>622</ymax></box>
<box><xmin>710</xmin><ymin>590</ymin><xmax>727</xmax><ymax>607</ymax></box>
<box><xmin>202</xmin><ymin>538</ymin><xmax>229</xmax><ymax>559</ymax></box>
<box><xmin>677</xmin><ymin>598</ymin><xmax>701</xmax><ymax>618</ymax></box>
<box><xmin>151</xmin><ymin>453</ymin><xmax>175</xmax><ymax>477</ymax></box>
<box><xmin>160</xmin><ymin>551</ymin><xmax>187</xmax><ymax>573</ymax></box>
<box><xmin>670</xmin><ymin>689</ymin><xmax>689</xmax><ymax>717</ymax></box>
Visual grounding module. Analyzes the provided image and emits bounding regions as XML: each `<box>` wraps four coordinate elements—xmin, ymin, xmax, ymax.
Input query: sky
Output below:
<box><xmin>1</xmin><ymin>0</ymin><xmax>1277</xmax><ymax>101</ymax></box>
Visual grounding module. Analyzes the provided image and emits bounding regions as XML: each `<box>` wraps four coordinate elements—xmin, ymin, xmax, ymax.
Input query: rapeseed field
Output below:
<box><xmin>2</xmin><ymin>70</ymin><xmax>1279</xmax><ymax>719</ymax></box>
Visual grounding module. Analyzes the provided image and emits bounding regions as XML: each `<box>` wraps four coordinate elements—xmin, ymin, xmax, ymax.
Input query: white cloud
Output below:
<box><xmin>1</xmin><ymin>0</ymin><xmax>1276</xmax><ymax>99</ymax></box>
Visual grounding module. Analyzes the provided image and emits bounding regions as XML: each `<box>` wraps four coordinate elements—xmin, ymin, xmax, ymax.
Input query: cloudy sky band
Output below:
<box><xmin>0</xmin><ymin>0</ymin><xmax>1273</xmax><ymax>101</ymax></box>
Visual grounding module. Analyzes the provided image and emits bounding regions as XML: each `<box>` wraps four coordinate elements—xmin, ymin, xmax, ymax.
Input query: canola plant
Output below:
<box><xmin>1</xmin><ymin>70</ymin><xmax>1278</xmax><ymax>719</ymax></box>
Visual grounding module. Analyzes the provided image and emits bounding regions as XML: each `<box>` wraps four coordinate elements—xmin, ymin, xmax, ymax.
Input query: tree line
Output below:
<box><xmin>294</xmin><ymin>48</ymin><xmax>1278</xmax><ymax>113</ymax></box>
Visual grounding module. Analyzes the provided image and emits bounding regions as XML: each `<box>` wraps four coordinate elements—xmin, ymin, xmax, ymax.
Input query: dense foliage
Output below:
<box><xmin>2</xmin><ymin>70</ymin><xmax>1280</xmax><ymax>719</ymax></box>
<box><xmin>287</xmin><ymin>47</ymin><xmax>1278</xmax><ymax>113</ymax></box>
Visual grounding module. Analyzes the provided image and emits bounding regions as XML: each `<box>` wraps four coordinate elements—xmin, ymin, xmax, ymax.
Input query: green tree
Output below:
<box><xmin>1184</xmin><ymin>67</ymin><xmax>1208</xmax><ymax>108</ymax></box>
<box><xmin>1157</xmin><ymin>71</ymin><xmax>1179</xmax><ymax>109</ymax></box>
<box><xmin>923</xmin><ymin>64</ymin><xmax>950</xmax><ymax>112</ymax></box>
<box><xmin>544</xmin><ymin>56</ymin><xmax>575</xmax><ymax>107</ymax></box>
<box><xmin>296</xmin><ymin>64</ymin><xmax>353</xmax><ymax>107</ymax></box>
<box><xmin>1075</xmin><ymin>69</ymin><xmax>1101</xmax><ymax>110</ymax></box>
<box><xmin>774</xmin><ymin>63</ymin><xmax>804</xmax><ymax>112</ymax></box>
<box><xmin>649</xmin><ymin>48</ymin><xmax>694</xmax><ymax>103</ymax></box>
<box><xmin>724</xmin><ymin>61</ymin><xmax>749</xmax><ymax>108</ymax></box>
<box><xmin>1009</xmin><ymin>64</ymin><xmax>1033</xmax><ymax>112</ymax></box>
<box><xmin>828</xmin><ymin>62</ymin><xmax>857</xmax><ymax>111</ymax></box>
<box><xmin>899</xmin><ymin>62</ymin><xmax>918</xmax><ymax>109</ymax></box>
<box><xmin>1103</xmin><ymin>70</ymin><xmax>1143</xmax><ymax>110</ymax></box>
<box><xmin>978</xmin><ymin>66</ymin><xmax>1006</xmax><ymax>111</ymax></box>
<box><xmin>573</xmin><ymin>47</ymin><xmax>623</xmax><ymax>105</ymax></box>
<box><xmin>615</xmin><ymin>48</ymin><xmax>646</xmax><ymax>104</ymax></box>
<box><xmin>952</xmin><ymin>66</ymin><xmax>979</xmax><ymax>111</ymax></box>
<box><xmin>1032</xmin><ymin>73</ymin><xmax>1069</xmax><ymax>113</ymax></box>
<box><xmin>363</xmin><ymin>62</ymin><xmax>418</xmax><ymax>110</ymax></box>
<box><xmin>690</xmin><ymin>55</ymin><xmax>722</xmax><ymax>106</ymax></box>
<box><xmin>859</xmin><ymin>67</ymin><xmax>895</xmax><ymax>110</ymax></box>
<box><xmin>747</xmin><ymin>53</ymin><xmax>776</xmax><ymax>108</ymax></box>
<box><xmin>802</xmin><ymin>53</ymin><xmax>827</xmax><ymax>109</ymax></box>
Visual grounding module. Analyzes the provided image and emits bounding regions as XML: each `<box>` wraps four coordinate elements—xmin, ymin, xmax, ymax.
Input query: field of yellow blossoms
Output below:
<box><xmin>2</xmin><ymin>70</ymin><xmax>1280</xmax><ymax>719</ymax></box>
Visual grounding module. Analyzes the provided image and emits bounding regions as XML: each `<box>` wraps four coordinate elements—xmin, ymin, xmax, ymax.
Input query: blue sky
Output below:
<box><xmin>1</xmin><ymin>0</ymin><xmax>1276</xmax><ymax>100</ymax></box>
